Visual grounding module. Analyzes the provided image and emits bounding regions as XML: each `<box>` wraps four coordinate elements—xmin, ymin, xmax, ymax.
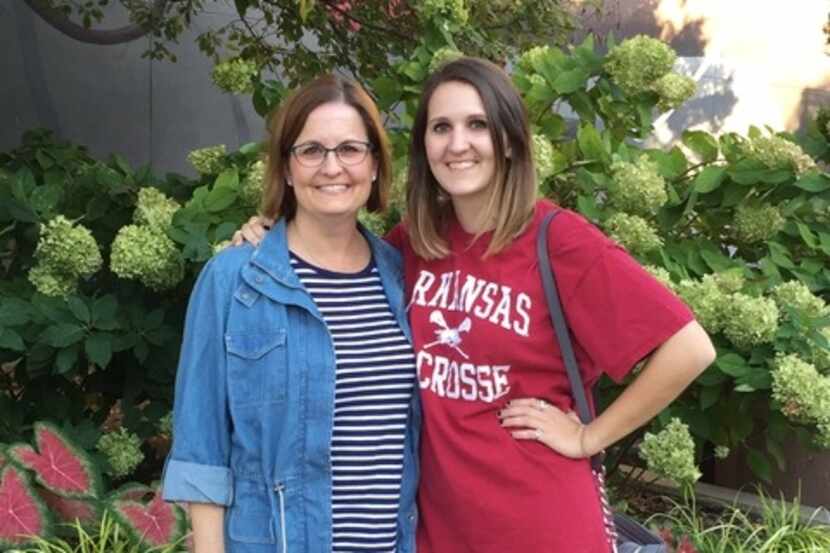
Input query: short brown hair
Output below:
<box><xmin>261</xmin><ymin>74</ymin><xmax>392</xmax><ymax>221</ymax></box>
<box><xmin>407</xmin><ymin>57</ymin><xmax>536</xmax><ymax>259</ymax></box>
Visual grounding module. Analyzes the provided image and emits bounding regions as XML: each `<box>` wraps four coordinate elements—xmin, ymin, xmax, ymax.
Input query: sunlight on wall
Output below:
<box><xmin>651</xmin><ymin>0</ymin><xmax>830</xmax><ymax>139</ymax></box>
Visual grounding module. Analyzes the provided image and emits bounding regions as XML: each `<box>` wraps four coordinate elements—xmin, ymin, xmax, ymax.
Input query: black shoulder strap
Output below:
<box><xmin>536</xmin><ymin>210</ymin><xmax>603</xmax><ymax>470</ymax></box>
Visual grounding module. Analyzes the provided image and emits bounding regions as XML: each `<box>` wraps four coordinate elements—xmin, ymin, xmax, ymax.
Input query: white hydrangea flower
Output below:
<box><xmin>532</xmin><ymin>133</ymin><xmax>557</xmax><ymax>183</ymax></box>
<box><xmin>134</xmin><ymin>187</ymin><xmax>180</xmax><ymax>231</ymax></box>
<box><xmin>28</xmin><ymin>216</ymin><xmax>102</xmax><ymax>297</ymax></box>
<box><xmin>603</xmin><ymin>213</ymin><xmax>663</xmax><ymax>256</ymax></box>
<box><xmin>608</xmin><ymin>157</ymin><xmax>668</xmax><ymax>216</ymax></box>
<box><xmin>110</xmin><ymin>225</ymin><xmax>184</xmax><ymax>291</ymax></box>
<box><xmin>605</xmin><ymin>35</ymin><xmax>676</xmax><ymax>96</ymax></box>
<box><xmin>771</xmin><ymin>281</ymin><xmax>827</xmax><ymax>319</ymax></box>
<box><xmin>652</xmin><ymin>72</ymin><xmax>696</xmax><ymax>111</ymax></box>
<box><xmin>429</xmin><ymin>47</ymin><xmax>464</xmax><ymax>73</ymax></box>
<box><xmin>188</xmin><ymin>145</ymin><xmax>227</xmax><ymax>175</ymax></box>
<box><xmin>734</xmin><ymin>204</ymin><xmax>785</xmax><ymax>244</ymax></box>
<box><xmin>639</xmin><ymin>418</ymin><xmax>701</xmax><ymax>486</ymax></box>
<box><xmin>722</xmin><ymin>293</ymin><xmax>779</xmax><ymax>349</ymax></box>
<box><xmin>211</xmin><ymin>58</ymin><xmax>259</xmax><ymax>94</ymax></box>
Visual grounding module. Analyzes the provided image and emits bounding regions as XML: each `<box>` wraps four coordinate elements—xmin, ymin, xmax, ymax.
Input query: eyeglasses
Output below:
<box><xmin>290</xmin><ymin>140</ymin><xmax>374</xmax><ymax>168</ymax></box>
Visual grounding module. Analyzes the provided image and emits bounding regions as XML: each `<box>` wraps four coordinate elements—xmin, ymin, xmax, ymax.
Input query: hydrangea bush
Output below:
<box><xmin>2</xmin><ymin>9</ymin><xmax>830</xmax><ymax>501</ymax></box>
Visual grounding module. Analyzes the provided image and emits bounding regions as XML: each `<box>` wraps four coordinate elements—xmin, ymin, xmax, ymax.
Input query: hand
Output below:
<box><xmin>499</xmin><ymin>398</ymin><xmax>591</xmax><ymax>459</ymax></box>
<box><xmin>231</xmin><ymin>215</ymin><xmax>274</xmax><ymax>247</ymax></box>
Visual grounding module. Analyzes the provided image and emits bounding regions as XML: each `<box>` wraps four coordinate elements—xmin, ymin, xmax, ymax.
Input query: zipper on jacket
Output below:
<box><xmin>274</xmin><ymin>482</ymin><xmax>287</xmax><ymax>553</ymax></box>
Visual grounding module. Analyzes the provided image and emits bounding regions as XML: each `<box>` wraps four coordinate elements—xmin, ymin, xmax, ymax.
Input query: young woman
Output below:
<box><xmin>163</xmin><ymin>74</ymin><xmax>420</xmax><ymax>553</ymax></box>
<box><xmin>237</xmin><ymin>57</ymin><xmax>715</xmax><ymax>553</ymax></box>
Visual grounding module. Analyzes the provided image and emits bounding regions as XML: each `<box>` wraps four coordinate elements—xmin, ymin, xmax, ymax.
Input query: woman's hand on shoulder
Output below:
<box><xmin>499</xmin><ymin>398</ymin><xmax>593</xmax><ymax>459</ymax></box>
<box><xmin>231</xmin><ymin>215</ymin><xmax>274</xmax><ymax>247</ymax></box>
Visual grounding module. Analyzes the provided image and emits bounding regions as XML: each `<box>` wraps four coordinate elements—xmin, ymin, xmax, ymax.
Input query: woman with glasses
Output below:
<box><xmin>162</xmin><ymin>74</ymin><xmax>420</xmax><ymax>553</ymax></box>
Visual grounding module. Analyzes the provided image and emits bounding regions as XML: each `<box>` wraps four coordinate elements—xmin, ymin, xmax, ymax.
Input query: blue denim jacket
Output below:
<box><xmin>162</xmin><ymin>219</ymin><xmax>420</xmax><ymax>553</ymax></box>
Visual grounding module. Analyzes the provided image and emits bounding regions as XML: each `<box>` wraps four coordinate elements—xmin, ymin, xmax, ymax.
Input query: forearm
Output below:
<box><xmin>582</xmin><ymin>320</ymin><xmax>715</xmax><ymax>456</ymax></box>
<box><xmin>189</xmin><ymin>503</ymin><xmax>226</xmax><ymax>553</ymax></box>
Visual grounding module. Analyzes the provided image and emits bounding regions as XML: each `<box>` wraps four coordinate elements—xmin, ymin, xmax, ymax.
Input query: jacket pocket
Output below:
<box><xmin>225</xmin><ymin>330</ymin><xmax>287</xmax><ymax>405</ymax></box>
<box><xmin>227</xmin><ymin>479</ymin><xmax>276</xmax><ymax>544</ymax></box>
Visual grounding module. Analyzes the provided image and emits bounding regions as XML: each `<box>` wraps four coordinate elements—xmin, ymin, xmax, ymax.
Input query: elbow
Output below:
<box><xmin>691</xmin><ymin>321</ymin><xmax>717</xmax><ymax>374</ymax></box>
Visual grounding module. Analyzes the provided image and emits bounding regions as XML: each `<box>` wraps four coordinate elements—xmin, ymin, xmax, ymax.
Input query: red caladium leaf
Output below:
<box><xmin>7</xmin><ymin>421</ymin><xmax>101</xmax><ymax>499</ymax></box>
<box><xmin>38</xmin><ymin>488</ymin><xmax>99</xmax><ymax>526</ymax></box>
<box><xmin>108</xmin><ymin>482</ymin><xmax>153</xmax><ymax>502</ymax></box>
<box><xmin>0</xmin><ymin>466</ymin><xmax>52</xmax><ymax>548</ymax></box>
<box><xmin>112</xmin><ymin>489</ymin><xmax>186</xmax><ymax>548</ymax></box>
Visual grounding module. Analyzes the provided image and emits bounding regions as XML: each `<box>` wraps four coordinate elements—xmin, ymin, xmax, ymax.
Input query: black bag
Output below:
<box><xmin>536</xmin><ymin>210</ymin><xmax>667</xmax><ymax>553</ymax></box>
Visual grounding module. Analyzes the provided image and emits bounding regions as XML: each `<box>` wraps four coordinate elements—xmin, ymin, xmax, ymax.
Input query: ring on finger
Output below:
<box><xmin>534</xmin><ymin>427</ymin><xmax>544</xmax><ymax>441</ymax></box>
<box><xmin>537</xmin><ymin>399</ymin><xmax>548</xmax><ymax>411</ymax></box>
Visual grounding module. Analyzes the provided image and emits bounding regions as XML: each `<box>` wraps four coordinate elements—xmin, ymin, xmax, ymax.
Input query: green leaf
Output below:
<box><xmin>796</xmin><ymin>223</ymin><xmax>819</xmax><ymax>249</ymax></box>
<box><xmin>67</xmin><ymin>296</ymin><xmax>90</xmax><ymax>324</ymax></box>
<box><xmin>85</xmin><ymin>333</ymin><xmax>113</xmax><ymax>368</ymax></box>
<box><xmin>699</xmin><ymin>385</ymin><xmax>720</xmax><ymax>410</ymax></box>
<box><xmin>204</xmin><ymin>186</ymin><xmax>238</xmax><ymax>212</ymax></box>
<box><xmin>768</xmin><ymin>241</ymin><xmax>795</xmax><ymax>269</ymax></box>
<box><xmin>576</xmin><ymin>195</ymin><xmax>601</xmax><ymax>221</ymax></box>
<box><xmin>736</xmin><ymin>366</ymin><xmax>772</xmax><ymax>391</ymax></box>
<box><xmin>372</xmin><ymin>76</ymin><xmax>401</xmax><ymax>110</ymax></box>
<box><xmin>693</xmin><ymin>166</ymin><xmax>726</xmax><ymax>194</ymax></box>
<box><xmin>30</xmin><ymin>183</ymin><xmax>63</xmax><ymax>214</ymax></box>
<box><xmin>747</xmin><ymin>448</ymin><xmax>773</xmax><ymax>483</ymax></box>
<box><xmin>0</xmin><ymin>328</ymin><xmax>25</xmax><ymax>351</ymax></box>
<box><xmin>214</xmin><ymin>222</ymin><xmax>237</xmax><ymax>242</ymax></box>
<box><xmin>567</xmin><ymin>91</ymin><xmax>596</xmax><ymax>122</ymax></box>
<box><xmin>144</xmin><ymin>308</ymin><xmax>165</xmax><ymax>331</ymax></box>
<box><xmin>238</xmin><ymin>142</ymin><xmax>261</xmax><ymax>156</ymax></box>
<box><xmin>765</xmin><ymin>436</ymin><xmax>787</xmax><ymax>471</ymax></box>
<box><xmin>728</xmin><ymin>159</ymin><xmax>768</xmax><ymax>185</ymax></box>
<box><xmin>36</xmin><ymin>150</ymin><xmax>55</xmax><ymax>169</ymax></box>
<box><xmin>649</xmin><ymin>147</ymin><xmax>688</xmax><ymax>179</ymax></box>
<box><xmin>551</xmin><ymin>68</ymin><xmax>590</xmax><ymax>95</ymax></box>
<box><xmin>715</xmin><ymin>353</ymin><xmax>751</xmax><ymax>378</ymax></box>
<box><xmin>695</xmin><ymin>366</ymin><xmax>729</xmax><ymax>386</ymax></box>
<box><xmin>112</xmin><ymin>153</ymin><xmax>133</xmax><ymax>176</ymax></box>
<box><xmin>92</xmin><ymin>295</ymin><xmax>118</xmax><ymax>325</ymax></box>
<box><xmin>55</xmin><ymin>344</ymin><xmax>79</xmax><ymax>374</ymax></box>
<box><xmin>41</xmin><ymin>323</ymin><xmax>86</xmax><ymax>348</ymax></box>
<box><xmin>13</xmin><ymin>167</ymin><xmax>36</xmax><ymax>200</ymax></box>
<box><xmin>793</xmin><ymin>172</ymin><xmax>830</xmax><ymax>192</ymax></box>
<box><xmin>0</xmin><ymin>298</ymin><xmax>31</xmax><ymax>326</ymax></box>
<box><xmin>214</xmin><ymin>169</ymin><xmax>239</xmax><ymax>190</ymax></box>
<box><xmin>297</xmin><ymin>0</ymin><xmax>314</xmax><ymax>20</ymax></box>
<box><xmin>700</xmin><ymin>249</ymin><xmax>733</xmax><ymax>272</ymax></box>
<box><xmin>576</xmin><ymin>125</ymin><xmax>609</xmax><ymax>166</ymax></box>
<box><xmin>682</xmin><ymin>130</ymin><xmax>719</xmax><ymax>162</ymax></box>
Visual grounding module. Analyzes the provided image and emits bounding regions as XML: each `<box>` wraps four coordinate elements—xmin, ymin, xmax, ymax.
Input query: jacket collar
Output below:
<box><xmin>248</xmin><ymin>218</ymin><xmax>302</xmax><ymax>290</ymax></box>
<box><xmin>250</xmin><ymin>218</ymin><xmax>402</xmax><ymax>281</ymax></box>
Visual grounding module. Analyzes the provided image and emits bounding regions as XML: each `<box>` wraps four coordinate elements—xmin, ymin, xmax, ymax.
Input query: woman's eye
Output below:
<box><xmin>300</xmin><ymin>145</ymin><xmax>323</xmax><ymax>155</ymax></box>
<box><xmin>470</xmin><ymin>119</ymin><xmax>488</xmax><ymax>130</ymax></box>
<box><xmin>431</xmin><ymin>122</ymin><xmax>449</xmax><ymax>133</ymax></box>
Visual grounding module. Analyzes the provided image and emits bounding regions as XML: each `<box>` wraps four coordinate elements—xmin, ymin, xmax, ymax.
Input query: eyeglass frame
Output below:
<box><xmin>288</xmin><ymin>140</ymin><xmax>376</xmax><ymax>168</ymax></box>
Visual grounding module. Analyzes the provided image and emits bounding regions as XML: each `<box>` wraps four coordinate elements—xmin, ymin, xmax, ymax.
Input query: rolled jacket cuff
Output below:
<box><xmin>162</xmin><ymin>459</ymin><xmax>233</xmax><ymax>506</ymax></box>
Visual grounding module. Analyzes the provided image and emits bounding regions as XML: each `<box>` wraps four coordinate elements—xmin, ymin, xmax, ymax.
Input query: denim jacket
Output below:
<box><xmin>162</xmin><ymin>219</ymin><xmax>420</xmax><ymax>553</ymax></box>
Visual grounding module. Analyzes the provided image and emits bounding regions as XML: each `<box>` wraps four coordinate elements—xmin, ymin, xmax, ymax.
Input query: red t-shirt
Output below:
<box><xmin>386</xmin><ymin>200</ymin><xmax>694</xmax><ymax>553</ymax></box>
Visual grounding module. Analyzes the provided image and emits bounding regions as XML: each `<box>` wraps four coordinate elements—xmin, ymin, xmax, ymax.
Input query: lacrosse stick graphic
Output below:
<box><xmin>423</xmin><ymin>310</ymin><xmax>472</xmax><ymax>359</ymax></box>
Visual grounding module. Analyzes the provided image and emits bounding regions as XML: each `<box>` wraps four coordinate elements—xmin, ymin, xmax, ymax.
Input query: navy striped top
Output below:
<box><xmin>290</xmin><ymin>253</ymin><xmax>416</xmax><ymax>553</ymax></box>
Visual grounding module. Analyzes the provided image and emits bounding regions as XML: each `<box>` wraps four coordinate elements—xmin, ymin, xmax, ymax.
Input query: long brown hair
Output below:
<box><xmin>407</xmin><ymin>57</ymin><xmax>537</xmax><ymax>259</ymax></box>
<box><xmin>261</xmin><ymin>74</ymin><xmax>392</xmax><ymax>221</ymax></box>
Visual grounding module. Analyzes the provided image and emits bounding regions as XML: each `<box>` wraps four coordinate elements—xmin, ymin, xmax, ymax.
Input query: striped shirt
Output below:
<box><xmin>290</xmin><ymin>253</ymin><xmax>416</xmax><ymax>553</ymax></box>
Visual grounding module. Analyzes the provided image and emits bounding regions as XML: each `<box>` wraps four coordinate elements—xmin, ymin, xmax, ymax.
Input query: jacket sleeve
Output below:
<box><xmin>162</xmin><ymin>258</ymin><xmax>234</xmax><ymax>506</ymax></box>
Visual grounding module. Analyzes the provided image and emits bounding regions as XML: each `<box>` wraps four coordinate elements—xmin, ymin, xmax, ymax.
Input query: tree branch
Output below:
<box><xmin>23</xmin><ymin>0</ymin><xmax>168</xmax><ymax>45</ymax></box>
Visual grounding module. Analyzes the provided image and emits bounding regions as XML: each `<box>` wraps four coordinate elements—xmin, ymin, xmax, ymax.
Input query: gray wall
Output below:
<box><xmin>1</xmin><ymin>1</ymin><xmax>264</xmax><ymax>176</ymax></box>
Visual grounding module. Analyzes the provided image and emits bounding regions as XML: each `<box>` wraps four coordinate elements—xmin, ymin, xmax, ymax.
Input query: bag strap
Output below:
<box><xmin>536</xmin><ymin>210</ymin><xmax>603</xmax><ymax>471</ymax></box>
